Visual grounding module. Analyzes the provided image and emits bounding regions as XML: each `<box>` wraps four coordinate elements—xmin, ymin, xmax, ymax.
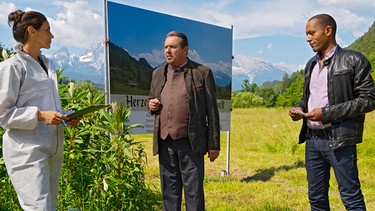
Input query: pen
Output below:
<box><xmin>57</xmin><ymin>110</ymin><xmax>67</xmax><ymax>126</ymax></box>
<box><xmin>61</xmin><ymin>119</ymin><xmax>67</xmax><ymax>127</ymax></box>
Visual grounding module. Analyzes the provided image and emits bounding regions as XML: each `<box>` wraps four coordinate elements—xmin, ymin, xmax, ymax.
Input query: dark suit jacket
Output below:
<box><xmin>148</xmin><ymin>58</ymin><xmax>220</xmax><ymax>156</ymax></box>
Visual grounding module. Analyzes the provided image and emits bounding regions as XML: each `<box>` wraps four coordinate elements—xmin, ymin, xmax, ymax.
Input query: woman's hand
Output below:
<box><xmin>38</xmin><ymin>110</ymin><xmax>65</xmax><ymax>125</ymax></box>
<box><xmin>66</xmin><ymin>116</ymin><xmax>82</xmax><ymax>127</ymax></box>
<box><xmin>38</xmin><ymin>110</ymin><xmax>82</xmax><ymax>127</ymax></box>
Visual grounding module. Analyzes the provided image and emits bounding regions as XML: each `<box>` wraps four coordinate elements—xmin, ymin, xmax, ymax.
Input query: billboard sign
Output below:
<box><xmin>106</xmin><ymin>1</ymin><xmax>232</xmax><ymax>133</ymax></box>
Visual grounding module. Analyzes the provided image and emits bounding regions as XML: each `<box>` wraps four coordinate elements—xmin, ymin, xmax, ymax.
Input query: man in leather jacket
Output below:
<box><xmin>289</xmin><ymin>14</ymin><xmax>375</xmax><ymax>210</ymax></box>
<box><xmin>148</xmin><ymin>31</ymin><xmax>220</xmax><ymax>211</ymax></box>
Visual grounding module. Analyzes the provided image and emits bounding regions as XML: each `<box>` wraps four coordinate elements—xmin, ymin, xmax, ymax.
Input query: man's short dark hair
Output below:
<box><xmin>309</xmin><ymin>14</ymin><xmax>337</xmax><ymax>36</ymax></box>
<box><xmin>167</xmin><ymin>31</ymin><xmax>189</xmax><ymax>48</ymax></box>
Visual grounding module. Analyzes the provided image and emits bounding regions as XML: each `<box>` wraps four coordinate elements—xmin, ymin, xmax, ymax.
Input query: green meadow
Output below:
<box><xmin>138</xmin><ymin>108</ymin><xmax>375</xmax><ymax>210</ymax></box>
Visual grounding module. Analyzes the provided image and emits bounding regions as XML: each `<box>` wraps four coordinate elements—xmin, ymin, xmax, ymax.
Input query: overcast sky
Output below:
<box><xmin>1</xmin><ymin>0</ymin><xmax>374</xmax><ymax>71</ymax></box>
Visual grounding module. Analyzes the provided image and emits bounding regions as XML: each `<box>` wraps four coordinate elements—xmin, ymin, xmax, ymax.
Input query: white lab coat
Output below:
<box><xmin>0</xmin><ymin>43</ymin><xmax>64</xmax><ymax>211</ymax></box>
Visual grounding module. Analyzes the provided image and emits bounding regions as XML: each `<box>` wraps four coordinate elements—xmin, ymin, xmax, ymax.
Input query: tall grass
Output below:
<box><xmin>139</xmin><ymin>108</ymin><xmax>375</xmax><ymax>210</ymax></box>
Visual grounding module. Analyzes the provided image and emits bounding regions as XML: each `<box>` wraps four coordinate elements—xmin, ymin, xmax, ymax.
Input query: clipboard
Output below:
<box><xmin>67</xmin><ymin>104</ymin><xmax>110</xmax><ymax>119</ymax></box>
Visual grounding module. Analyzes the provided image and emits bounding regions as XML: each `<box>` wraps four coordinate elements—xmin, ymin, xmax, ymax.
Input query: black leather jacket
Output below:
<box><xmin>296</xmin><ymin>46</ymin><xmax>375</xmax><ymax>149</ymax></box>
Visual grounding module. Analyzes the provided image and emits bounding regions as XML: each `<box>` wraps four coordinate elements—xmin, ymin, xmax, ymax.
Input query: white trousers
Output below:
<box><xmin>3</xmin><ymin>135</ymin><xmax>64</xmax><ymax>211</ymax></box>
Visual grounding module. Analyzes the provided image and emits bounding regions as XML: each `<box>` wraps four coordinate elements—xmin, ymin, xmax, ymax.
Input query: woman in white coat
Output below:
<box><xmin>0</xmin><ymin>10</ymin><xmax>80</xmax><ymax>210</ymax></box>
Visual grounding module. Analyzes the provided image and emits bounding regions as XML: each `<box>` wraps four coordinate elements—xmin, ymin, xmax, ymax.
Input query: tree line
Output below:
<box><xmin>232</xmin><ymin>70</ymin><xmax>304</xmax><ymax>108</ymax></box>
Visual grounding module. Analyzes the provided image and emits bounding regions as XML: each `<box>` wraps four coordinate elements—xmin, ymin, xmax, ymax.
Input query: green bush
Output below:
<box><xmin>58</xmin><ymin>74</ymin><xmax>159</xmax><ymax>210</ymax></box>
<box><xmin>232</xmin><ymin>92</ymin><xmax>265</xmax><ymax>108</ymax></box>
<box><xmin>0</xmin><ymin>47</ymin><xmax>14</xmax><ymax>62</ymax></box>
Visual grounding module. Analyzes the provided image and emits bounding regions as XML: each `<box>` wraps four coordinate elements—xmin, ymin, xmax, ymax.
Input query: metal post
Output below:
<box><xmin>226</xmin><ymin>130</ymin><xmax>230</xmax><ymax>175</ymax></box>
<box><xmin>221</xmin><ymin>130</ymin><xmax>230</xmax><ymax>176</ymax></box>
<box><xmin>103</xmin><ymin>0</ymin><xmax>111</xmax><ymax>104</ymax></box>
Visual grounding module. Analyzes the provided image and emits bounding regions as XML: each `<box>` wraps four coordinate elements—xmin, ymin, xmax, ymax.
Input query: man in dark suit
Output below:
<box><xmin>148</xmin><ymin>31</ymin><xmax>220</xmax><ymax>211</ymax></box>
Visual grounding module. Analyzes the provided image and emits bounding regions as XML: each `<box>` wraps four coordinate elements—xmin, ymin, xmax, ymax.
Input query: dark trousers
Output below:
<box><xmin>305</xmin><ymin>133</ymin><xmax>366</xmax><ymax>211</ymax></box>
<box><xmin>158</xmin><ymin>136</ymin><xmax>205</xmax><ymax>211</ymax></box>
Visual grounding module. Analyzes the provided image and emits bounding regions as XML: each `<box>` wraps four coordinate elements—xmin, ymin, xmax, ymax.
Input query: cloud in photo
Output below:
<box><xmin>137</xmin><ymin>49</ymin><xmax>165</xmax><ymax>68</ymax></box>
<box><xmin>0</xmin><ymin>2</ymin><xmax>17</xmax><ymax>26</ymax></box>
<box><xmin>267</xmin><ymin>43</ymin><xmax>272</xmax><ymax>50</ymax></box>
<box><xmin>47</xmin><ymin>0</ymin><xmax>103</xmax><ymax>50</ymax></box>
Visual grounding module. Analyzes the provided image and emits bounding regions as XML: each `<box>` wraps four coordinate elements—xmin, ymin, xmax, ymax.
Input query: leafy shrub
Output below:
<box><xmin>58</xmin><ymin>76</ymin><xmax>159</xmax><ymax>210</ymax></box>
<box><xmin>232</xmin><ymin>92</ymin><xmax>265</xmax><ymax>108</ymax></box>
<box><xmin>0</xmin><ymin>47</ymin><xmax>15</xmax><ymax>62</ymax></box>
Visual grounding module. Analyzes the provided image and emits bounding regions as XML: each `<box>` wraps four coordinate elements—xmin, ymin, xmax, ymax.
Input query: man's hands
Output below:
<box><xmin>208</xmin><ymin>150</ymin><xmax>219</xmax><ymax>162</ymax></box>
<box><xmin>288</xmin><ymin>107</ymin><xmax>323</xmax><ymax>121</ymax></box>
<box><xmin>289</xmin><ymin>107</ymin><xmax>304</xmax><ymax>121</ymax></box>
<box><xmin>149</xmin><ymin>98</ymin><xmax>161</xmax><ymax>111</ymax></box>
<box><xmin>303</xmin><ymin>108</ymin><xmax>322</xmax><ymax>121</ymax></box>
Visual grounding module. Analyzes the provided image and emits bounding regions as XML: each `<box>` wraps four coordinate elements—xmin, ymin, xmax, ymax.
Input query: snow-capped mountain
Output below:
<box><xmin>232</xmin><ymin>55</ymin><xmax>290</xmax><ymax>91</ymax></box>
<box><xmin>47</xmin><ymin>43</ymin><xmax>105</xmax><ymax>84</ymax></box>
<box><xmin>49</xmin><ymin>47</ymin><xmax>75</xmax><ymax>68</ymax></box>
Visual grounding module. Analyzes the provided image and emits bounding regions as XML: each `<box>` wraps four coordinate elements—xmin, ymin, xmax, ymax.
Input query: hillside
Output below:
<box><xmin>108</xmin><ymin>42</ymin><xmax>154</xmax><ymax>95</ymax></box>
<box><xmin>347</xmin><ymin>20</ymin><xmax>375</xmax><ymax>68</ymax></box>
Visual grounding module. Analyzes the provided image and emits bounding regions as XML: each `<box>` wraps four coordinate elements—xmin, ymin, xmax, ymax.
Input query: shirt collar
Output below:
<box><xmin>315</xmin><ymin>45</ymin><xmax>338</xmax><ymax>62</ymax></box>
<box><xmin>170</xmin><ymin>59</ymin><xmax>188</xmax><ymax>72</ymax></box>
